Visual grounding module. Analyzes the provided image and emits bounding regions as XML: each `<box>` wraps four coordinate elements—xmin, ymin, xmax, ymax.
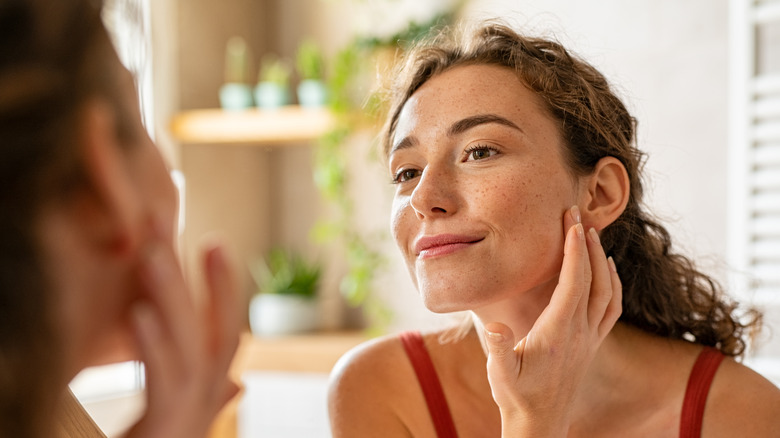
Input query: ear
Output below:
<box><xmin>580</xmin><ymin>156</ymin><xmax>630</xmax><ymax>231</ymax></box>
<box><xmin>75</xmin><ymin>98</ymin><xmax>141</xmax><ymax>256</ymax></box>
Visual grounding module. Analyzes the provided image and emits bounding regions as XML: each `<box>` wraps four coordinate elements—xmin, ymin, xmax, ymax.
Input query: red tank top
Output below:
<box><xmin>399</xmin><ymin>331</ymin><xmax>459</xmax><ymax>438</ymax></box>
<box><xmin>679</xmin><ymin>347</ymin><xmax>724</xmax><ymax>437</ymax></box>
<box><xmin>400</xmin><ymin>331</ymin><xmax>724</xmax><ymax>438</ymax></box>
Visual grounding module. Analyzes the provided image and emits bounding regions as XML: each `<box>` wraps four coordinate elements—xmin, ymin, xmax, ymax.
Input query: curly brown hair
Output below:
<box><xmin>380</xmin><ymin>21</ymin><xmax>761</xmax><ymax>358</ymax></box>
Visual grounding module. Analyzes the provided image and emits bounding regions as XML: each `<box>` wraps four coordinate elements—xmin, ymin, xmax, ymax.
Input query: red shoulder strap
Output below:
<box><xmin>399</xmin><ymin>331</ymin><xmax>459</xmax><ymax>438</ymax></box>
<box><xmin>679</xmin><ymin>347</ymin><xmax>724</xmax><ymax>438</ymax></box>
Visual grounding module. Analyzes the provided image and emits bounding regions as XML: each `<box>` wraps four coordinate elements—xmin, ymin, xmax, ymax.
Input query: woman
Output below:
<box><xmin>328</xmin><ymin>22</ymin><xmax>780</xmax><ymax>437</ymax></box>
<box><xmin>0</xmin><ymin>0</ymin><xmax>240</xmax><ymax>436</ymax></box>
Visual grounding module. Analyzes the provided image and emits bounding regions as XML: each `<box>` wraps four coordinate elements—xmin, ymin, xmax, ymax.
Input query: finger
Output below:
<box><xmin>534</xmin><ymin>205</ymin><xmax>586</xmax><ymax>330</ymax></box>
<box><xmin>584</xmin><ymin>227</ymin><xmax>613</xmax><ymax>331</ymax></box>
<box><xmin>484</xmin><ymin>322</ymin><xmax>521</xmax><ymax>402</ymax></box>
<box><xmin>484</xmin><ymin>322</ymin><xmax>518</xmax><ymax>361</ymax></box>
<box><xmin>131</xmin><ymin>301</ymin><xmax>175</xmax><ymax>408</ymax></box>
<box><xmin>547</xmin><ymin>221</ymin><xmax>588</xmax><ymax>322</ymax></box>
<box><xmin>202</xmin><ymin>241</ymin><xmax>241</xmax><ymax>373</ymax></box>
<box><xmin>598</xmin><ymin>257</ymin><xmax>623</xmax><ymax>337</ymax></box>
<box><xmin>562</xmin><ymin>205</ymin><xmax>580</xmax><ymax>237</ymax></box>
<box><xmin>565</xmin><ymin>206</ymin><xmax>591</xmax><ymax>320</ymax></box>
<box><xmin>140</xmin><ymin>240</ymin><xmax>202</xmax><ymax>365</ymax></box>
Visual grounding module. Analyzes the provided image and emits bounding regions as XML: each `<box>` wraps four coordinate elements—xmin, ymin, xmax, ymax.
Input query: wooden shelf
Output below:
<box><xmin>170</xmin><ymin>106</ymin><xmax>334</xmax><ymax>145</ymax></box>
<box><xmin>229</xmin><ymin>330</ymin><xmax>367</xmax><ymax>374</ymax></box>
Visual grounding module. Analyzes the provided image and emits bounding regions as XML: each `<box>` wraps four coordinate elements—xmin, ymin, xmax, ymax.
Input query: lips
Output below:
<box><xmin>414</xmin><ymin>234</ymin><xmax>485</xmax><ymax>258</ymax></box>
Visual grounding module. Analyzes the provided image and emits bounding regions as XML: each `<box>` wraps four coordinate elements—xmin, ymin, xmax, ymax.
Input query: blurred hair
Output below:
<box><xmin>0</xmin><ymin>0</ymin><xmax>129</xmax><ymax>435</ymax></box>
<box><xmin>381</xmin><ymin>21</ymin><xmax>761</xmax><ymax>358</ymax></box>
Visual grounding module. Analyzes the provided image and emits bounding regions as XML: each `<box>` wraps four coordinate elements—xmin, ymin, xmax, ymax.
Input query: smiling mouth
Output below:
<box><xmin>415</xmin><ymin>235</ymin><xmax>485</xmax><ymax>259</ymax></box>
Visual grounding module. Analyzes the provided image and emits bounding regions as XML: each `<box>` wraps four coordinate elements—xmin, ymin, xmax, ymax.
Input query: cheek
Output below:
<box><xmin>390</xmin><ymin>196</ymin><xmax>422</xmax><ymax>289</ymax></box>
<box><xmin>141</xmin><ymin>146</ymin><xmax>178</xmax><ymax>237</ymax></box>
<box><xmin>390</xmin><ymin>196</ymin><xmax>411</xmax><ymax>248</ymax></box>
<box><xmin>483</xmin><ymin>168</ymin><xmax>572</xmax><ymax>253</ymax></box>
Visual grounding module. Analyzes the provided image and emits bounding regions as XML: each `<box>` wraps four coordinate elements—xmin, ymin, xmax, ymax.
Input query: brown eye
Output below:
<box><xmin>465</xmin><ymin>145</ymin><xmax>499</xmax><ymax>161</ymax></box>
<box><xmin>392</xmin><ymin>168</ymin><xmax>420</xmax><ymax>184</ymax></box>
<box><xmin>471</xmin><ymin>149</ymin><xmax>491</xmax><ymax>160</ymax></box>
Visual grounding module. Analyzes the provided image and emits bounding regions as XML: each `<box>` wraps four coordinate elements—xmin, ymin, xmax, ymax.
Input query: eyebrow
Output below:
<box><xmin>390</xmin><ymin>113</ymin><xmax>523</xmax><ymax>155</ymax></box>
<box><xmin>447</xmin><ymin>113</ymin><xmax>523</xmax><ymax>137</ymax></box>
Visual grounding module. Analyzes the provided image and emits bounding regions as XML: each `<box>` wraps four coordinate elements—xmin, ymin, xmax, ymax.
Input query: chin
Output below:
<box><xmin>419</xmin><ymin>284</ymin><xmax>479</xmax><ymax>314</ymax></box>
<box><xmin>423</xmin><ymin>299</ymin><xmax>465</xmax><ymax>314</ymax></box>
<box><xmin>416</xmin><ymin>268</ymin><xmax>499</xmax><ymax>314</ymax></box>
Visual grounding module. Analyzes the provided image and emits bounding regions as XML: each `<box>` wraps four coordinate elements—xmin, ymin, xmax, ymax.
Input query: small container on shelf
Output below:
<box><xmin>219</xmin><ymin>36</ymin><xmax>254</xmax><ymax>111</ymax></box>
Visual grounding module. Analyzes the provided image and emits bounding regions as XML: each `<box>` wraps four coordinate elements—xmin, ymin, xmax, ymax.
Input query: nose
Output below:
<box><xmin>409</xmin><ymin>165</ymin><xmax>458</xmax><ymax>220</ymax></box>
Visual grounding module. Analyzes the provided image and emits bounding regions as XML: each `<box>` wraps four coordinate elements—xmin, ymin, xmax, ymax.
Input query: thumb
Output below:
<box><xmin>484</xmin><ymin>322</ymin><xmax>516</xmax><ymax>359</ymax></box>
<box><xmin>484</xmin><ymin>322</ymin><xmax>522</xmax><ymax>395</ymax></box>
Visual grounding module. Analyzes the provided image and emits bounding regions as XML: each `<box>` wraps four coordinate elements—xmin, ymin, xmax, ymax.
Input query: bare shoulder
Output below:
<box><xmin>328</xmin><ymin>333</ymin><xmax>411</xmax><ymax>399</ymax></box>
<box><xmin>704</xmin><ymin>356</ymin><xmax>780</xmax><ymax>436</ymax></box>
<box><xmin>327</xmin><ymin>332</ymin><xmax>423</xmax><ymax>437</ymax></box>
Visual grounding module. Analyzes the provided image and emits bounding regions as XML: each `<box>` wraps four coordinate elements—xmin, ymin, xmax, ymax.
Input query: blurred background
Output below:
<box><xmin>68</xmin><ymin>0</ymin><xmax>780</xmax><ymax>436</ymax></box>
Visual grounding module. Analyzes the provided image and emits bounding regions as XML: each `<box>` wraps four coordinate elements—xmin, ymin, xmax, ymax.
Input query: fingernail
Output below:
<box><xmin>486</xmin><ymin>330</ymin><xmax>504</xmax><ymax>342</ymax></box>
<box><xmin>571</xmin><ymin>205</ymin><xmax>582</xmax><ymax>224</ymax></box>
<box><xmin>588</xmin><ymin>227</ymin><xmax>600</xmax><ymax>244</ymax></box>
<box><xmin>608</xmin><ymin>256</ymin><xmax>617</xmax><ymax>273</ymax></box>
<box><xmin>575</xmin><ymin>223</ymin><xmax>585</xmax><ymax>240</ymax></box>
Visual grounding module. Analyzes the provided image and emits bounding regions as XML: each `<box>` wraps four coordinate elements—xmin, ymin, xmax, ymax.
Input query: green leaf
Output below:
<box><xmin>251</xmin><ymin>248</ymin><xmax>320</xmax><ymax>298</ymax></box>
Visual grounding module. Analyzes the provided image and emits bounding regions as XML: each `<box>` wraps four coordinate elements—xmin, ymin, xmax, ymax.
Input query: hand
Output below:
<box><xmin>124</xmin><ymin>229</ymin><xmax>241</xmax><ymax>438</ymax></box>
<box><xmin>484</xmin><ymin>205</ymin><xmax>622</xmax><ymax>437</ymax></box>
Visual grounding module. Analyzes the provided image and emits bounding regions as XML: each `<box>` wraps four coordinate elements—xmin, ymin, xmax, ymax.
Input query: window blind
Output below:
<box><xmin>730</xmin><ymin>0</ymin><xmax>780</xmax><ymax>381</ymax></box>
<box><xmin>752</xmin><ymin>73</ymin><xmax>780</xmax><ymax>296</ymax></box>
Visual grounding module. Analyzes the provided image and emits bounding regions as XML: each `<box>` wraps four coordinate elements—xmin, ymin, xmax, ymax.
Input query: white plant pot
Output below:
<box><xmin>219</xmin><ymin>82</ymin><xmax>253</xmax><ymax>110</ymax></box>
<box><xmin>249</xmin><ymin>294</ymin><xmax>319</xmax><ymax>337</ymax></box>
<box><xmin>254</xmin><ymin>82</ymin><xmax>289</xmax><ymax>109</ymax></box>
<box><xmin>296</xmin><ymin>79</ymin><xmax>328</xmax><ymax>108</ymax></box>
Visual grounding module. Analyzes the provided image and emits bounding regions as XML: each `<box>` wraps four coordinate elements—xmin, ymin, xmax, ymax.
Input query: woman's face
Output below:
<box><xmin>389</xmin><ymin>64</ymin><xmax>584</xmax><ymax>313</ymax></box>
<box><xmin>47</xmin><ymin>61</ymin><xmax>179</xmax><ymax>370</ymax></box>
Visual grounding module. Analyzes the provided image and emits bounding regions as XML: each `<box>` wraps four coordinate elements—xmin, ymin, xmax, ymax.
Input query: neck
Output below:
<box><xmin>470</xmin><ymin>279</ymin><xmax>555</xmax><ymax>353</ymax></box>
<box><xmin>568</xmin><ymin>324</ymin><xmax>687</xmax><ymax>434</ymax></box>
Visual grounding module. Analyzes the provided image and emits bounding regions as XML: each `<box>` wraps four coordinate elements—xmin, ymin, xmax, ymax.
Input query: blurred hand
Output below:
<box><xmin>484</xmin><ymin>205</ymin><xmax>622</xmax><ymax>437</ymax></box>
<box><xmin>124</xmin><ymin>227</ymin><xmax>241</xmax><ymax>438</ymax></box>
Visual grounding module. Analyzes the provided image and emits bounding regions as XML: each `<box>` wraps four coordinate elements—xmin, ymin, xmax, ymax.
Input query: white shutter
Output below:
<box><xmin>729</xmin><ymin>0</ymin><xmax>780</xmax><ymax>384</ymax></box>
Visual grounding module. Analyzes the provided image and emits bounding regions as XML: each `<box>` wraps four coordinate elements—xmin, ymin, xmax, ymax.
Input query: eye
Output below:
<box><xmin>464</xmin><ymin>144</ymin><xmax>499</xmax><ymax>161</ymax></box>
<box><xmin>391</xmin><ymin>168</ymin><xmax>421</xmax><ymax>184</ymax></box>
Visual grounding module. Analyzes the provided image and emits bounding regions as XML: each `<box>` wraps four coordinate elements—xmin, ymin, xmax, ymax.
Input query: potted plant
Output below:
<box><xmin>248</xmin><ymin>248</ymin><xmax>320</xmax><ymax>336</ymax></box>
<box><xmin>219</xmin><ymin>36</ymin><xmax>254</xmax><ymax>110</ymax></box>
<box><xmin>254</xmin><ymin>53</ymin><xmax>291</xmax><ymax>110</ymax></box>
<box><xmin>295</xmin><ymin>39</ymin><xmax>328</xmax><ymax>108</ymax></box>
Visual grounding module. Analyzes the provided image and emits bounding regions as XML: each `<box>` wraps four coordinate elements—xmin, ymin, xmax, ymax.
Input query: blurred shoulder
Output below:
<box><xmin>704</xmin><ymin>355</ymin><xmax>780</xmax><ymax>436</ymax></box>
